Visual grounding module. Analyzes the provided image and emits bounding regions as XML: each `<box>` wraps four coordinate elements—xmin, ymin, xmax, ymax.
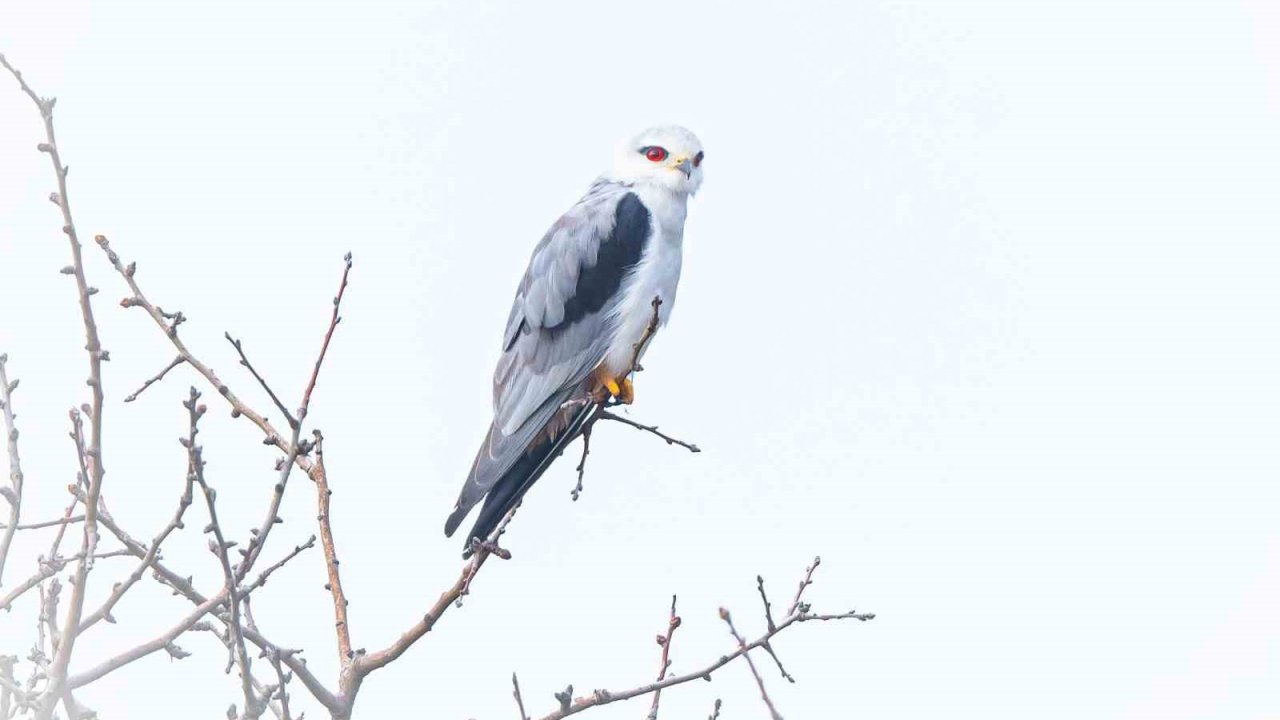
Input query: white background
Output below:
<box><xmin>2</xmin><ymin>2</ymin><xmax>1278</xmax><ymax>718</ymax></box>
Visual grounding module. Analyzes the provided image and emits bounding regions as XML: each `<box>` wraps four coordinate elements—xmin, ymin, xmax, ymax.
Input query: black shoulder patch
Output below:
<box><xmin>550</xmin><ymin>193</ymin><xmax>650</xmax><ymax>331</ymax></box>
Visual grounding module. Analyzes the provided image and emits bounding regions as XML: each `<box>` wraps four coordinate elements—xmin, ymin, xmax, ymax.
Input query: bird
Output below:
<box><xmin>444</xmin><ymin>125</ymin><xmax>705</xmax><ymax>555</ymax></box>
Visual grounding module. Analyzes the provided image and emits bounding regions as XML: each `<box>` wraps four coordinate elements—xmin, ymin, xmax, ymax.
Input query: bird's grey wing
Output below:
<box><xmin>445</xmin><ymin>181</ymin><xmax>652</xmax><ymax>534</ymax></box>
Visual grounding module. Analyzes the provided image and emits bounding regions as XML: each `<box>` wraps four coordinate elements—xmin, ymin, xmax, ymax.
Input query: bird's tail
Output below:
<box><xmin>447</xmin><ymin>402</ymin><xmax>596</xmax><ymax>557</ymax></box>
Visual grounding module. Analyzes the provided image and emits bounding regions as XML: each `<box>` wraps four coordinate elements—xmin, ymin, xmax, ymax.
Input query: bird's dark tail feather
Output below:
<box><xmin>458</xmin><ymin>405</ymin><xmax>595</xmax><ymax>558</ymax></box>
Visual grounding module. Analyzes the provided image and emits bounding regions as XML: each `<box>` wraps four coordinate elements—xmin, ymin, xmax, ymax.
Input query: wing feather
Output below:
<box><xmin>446</xmin><ymin>180</ymin><xmax>652</xmax><ymax>534</ymax></box>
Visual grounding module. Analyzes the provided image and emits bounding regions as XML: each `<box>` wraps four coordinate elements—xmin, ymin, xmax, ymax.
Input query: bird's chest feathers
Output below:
<box><xmin>604</xmin><ymin>188</ymin><xmax>688</xmax><ymax>373</ymax></box>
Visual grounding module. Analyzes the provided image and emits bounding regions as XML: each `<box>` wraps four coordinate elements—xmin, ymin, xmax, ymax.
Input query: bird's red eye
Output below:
<box><xmin>693</xmin><ymin>151</ymin><xmax>704</xmax><ymax>167</ymax></box>
<box><xmin>643</xmin><ymin>146</ymin><xmax>668</xmax><ymax>162</ymax></box>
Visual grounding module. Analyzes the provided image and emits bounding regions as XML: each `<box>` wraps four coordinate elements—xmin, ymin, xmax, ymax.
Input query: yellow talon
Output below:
<box><xmin>615</xmin><ymin>377</ymin><xmax>634</xmax><ymax>405</ymax></box>
<box><xmin>597</xmin><ymin>376</ymin><xmax>634</xmax><ymax>405</ymax></box>
<box><xmin>590</xmin><ymin>365</ymin><xmax>635</xmax><ymax>405</ymax></box>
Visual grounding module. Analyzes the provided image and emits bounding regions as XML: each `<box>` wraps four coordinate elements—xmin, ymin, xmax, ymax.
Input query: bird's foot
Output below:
<box><xmin>468</xmin><ymin>537</ymin><xmax>512</xmax><ymax>560</ymax></box>
<box><xmin>589</xmin><ymin>365</ymin><xmax>635</xmax><ymax>405</ymax></box>
<box><xmin>604</xmin><ymin>376</ymin><xmax>634</xmax><ymax>405</ymax></box>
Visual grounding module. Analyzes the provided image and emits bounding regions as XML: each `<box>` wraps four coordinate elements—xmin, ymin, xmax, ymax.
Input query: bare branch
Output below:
<box><xmin>299</xmin><ymin>252</ymin><xmax>352</xmax><ymax>425</ymax></box>
<box><xmin>0</xmin><ymin>557</ymin><xmax>65</xmax><ymax>612</ymax></box>
<box><xmin>755</xmin><ymin>575</ymin><xmax>795</xmax><ymax>683</ymax></box>
<box><xmin>627</xmin><ymin>296</ymin><xmax>663</xmax><ymax>376</ymax></box>
<box><xmin>67</xmin><ymin>591</ymin><xmax>227</xmax><ymax>689</ymax></box>
<box><xmin>788</xmin><ymin>556</ymin><xmax>820</xmax><ymax>616</ymax></box>
<box><xmin>513</xmin><ymin>672</ymin><xmax>529</xmax><ymax>720</ymax></box>
<box><xmin>646</xmin><ymin>595</ymin><xmax>681</xmax><ymax>720</ymax></box>
<box><xmin>570</xmin><ymin>407</ymin><xmax>602</xmax><ymax>501</ymax></box>
<box><xmin>0</xmin><ymin>354</ymin><xmax>25</xmax><ymax>585</ymax></box>
<box><xmin>123</xmin><ymin>355</ymin><xmax>185</xmax><ymax>403</ymax></box>
<box><xmin>0</xmin><ymin>514</ymin><xmax>84</xmax><ymax>531</ymax></box>
<box><xmin>224</xmin><ymin>333</ymin><xmax>297</xmax><ymax>430</ymax></box>
<box><xmin>524</xmin><ymin>562</ymin><xmax>874</xmax><ymax>720</ymax></box>
<box><xmin>0</xmin><ymin>654</ymin><xmax>19</xmax><ymax>716</ymax></box>
<box><xmin>1</xmin><ymin>56</ymin><xmax>110</xmax><ymax>718</ymax></box>
<box><xmin>239</xmin><ymin>536</ymin><xmax>317</xmax><ymax>597</ymax></box>
<box><xmin>310</xmin><ymin>430</ymin><xmax>352</xmax><ymax>668</ymax></box>
<box><xmin>721</xmin><ymin>607</ymin><xmax>782</xmax><ymax>720</ymax></box>
<box><xmin>235</xmin><ymin>254</ymin><xmax>351</xmax><ymax>585</ymax></box>
<box><xmin>95</xmin><ymin>233</ymin><xmax>313</xmax><ymax>476</ymax></box>
<box><xmin>267</xmin><ymin>650</ymin><xmax>293</xmax><ymax>720</ymax></box>
<box><xmin>92</xmin><ymin>505</ymin><xmax>338</xmax><ymax>713</ymax></box>
<box><xmin>597</xmin><ymin>411</ymin><xmax>701</xmax><ymax>453</ymax></box>
<box><xmin>186</xmin><ymin>388</ymin><xmax>257</xmax><ymax>717</ymax></box>
<box><xmin>78</xmin><ymin>442</ymin><xmax>195</xmax><ymax>632</ymax></box>
<box><xmin>352</xmin><ymin>504</ymin><xmax>519</xmax><ymax>678</ymax></box>
<box><xmin>757</xmin><ymin>575</ymin><xmax>777</xmax><ymax>632</ymax></box>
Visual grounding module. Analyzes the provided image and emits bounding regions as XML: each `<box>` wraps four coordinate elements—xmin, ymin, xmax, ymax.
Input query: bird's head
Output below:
<box><xmin>609</xmin><ymin>125</ymin><xmax>705</xmax><ymax>196</ymax></box>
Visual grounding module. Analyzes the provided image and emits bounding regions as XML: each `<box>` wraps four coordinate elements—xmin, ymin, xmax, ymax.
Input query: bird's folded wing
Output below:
<box><xmin>451</xmin><ymin>180</ymin><xmax>652</xmax><ymax>518</ymax></box>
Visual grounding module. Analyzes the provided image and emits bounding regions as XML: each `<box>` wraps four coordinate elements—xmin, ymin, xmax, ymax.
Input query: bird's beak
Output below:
<box><xmin>673</xmin><ymin>156</ymin><xmax>692</xmax><ymax>178</ymax></box>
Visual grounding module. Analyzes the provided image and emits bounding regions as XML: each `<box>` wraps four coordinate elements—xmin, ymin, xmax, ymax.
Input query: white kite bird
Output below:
<box><xmin>445</xmin><ymin>125</ymin><xmax>706</xmax><ymax>553</ymax></box>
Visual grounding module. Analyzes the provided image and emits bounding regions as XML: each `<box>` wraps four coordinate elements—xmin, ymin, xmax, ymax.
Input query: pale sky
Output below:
<box><xmin>1</xmin><ymin>2</ymin><xmax>1278</xmax><ymax>718</ymax></box>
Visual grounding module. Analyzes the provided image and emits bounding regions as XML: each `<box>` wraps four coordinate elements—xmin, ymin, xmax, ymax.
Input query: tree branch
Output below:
<box><xmin>311</xmin><ymin>431</ymin><xmax>351</xmax><ymax>666</ymax></box>
<box><xmin>92</xmin><ymin>505</ymin><xmax>336</xmax><ymax>712</ymax></box>
<box><xmin>77</xmin><ymin>438</ymin><xmax>195</xmax><ymax>633</ymax></box>
<box><xmin>0</xmin><ymin>354</ymin><xmax>25</xmax><ymax>586</ymax></box>
<box><xmin>67</xmin><ymin>591</ymin><xmax>227</xmax><ymax>689</ymax></box>
<box><xmin>597</xmin><ymin>411</ymin><xmax>701</xmax><ymax>453</ymax></box>
<box><xmin>0</xmin><ymin>57</ymin><xmax>109</xmax><ymax>718</ymax></box>
<box><xmin>522</xmin><ymin>561</ymin><xmax>873</xmax><ymax>720</ymax></box>
<box><xmin>720</xmin><ymin>607</ymin><xmax>782</xmax><ymax>720</ymax></box>
<box><xmin>645</xmin><ymin>595</ymin><xmax>681</xmax><ymax>720</ymax></box>
<box><xmin>186</xmin><ymin>388</ymin><xmax>257</xmax><ymax>717</ymax></box>
<box><xmin>122</xmin><ymin>355</ymin><xmax>185</xmax><ymax>403</ymax></box>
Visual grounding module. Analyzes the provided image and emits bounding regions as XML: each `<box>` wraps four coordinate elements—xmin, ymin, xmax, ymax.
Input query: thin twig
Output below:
<box><xmin>788</xmin><ymin>556</ymin><xmax>820</xmax><ymax>616</ymax></box>
<box><xmin>224</xmin><ymin>333</ymin><xmax>297</xmax><ymax>430</ymax></box>
<box><xmin>239</xmin><ymin>536</ymin><xmax>317</xmax><ymax>597</ymax></box>
<box><xmin>241</xmin><ymin>597</ymin><xmax>287</xmax><ymax>720</ymax></box>
<box><xmin>757</xmin><ymin>575</ymin><xmax>777</xmax><ymax>632</ymax></box>
<box><xmin>66</xmin><ymin>591</ymin><xmax>228</xmax><ymax>689</ymax></box>
<box><xmin>721</xmin><ymin>607</ymin><xmax>782</xmax><ymax>720</ymax></box>
<box><xmin>0</xmin><ymin>515</ymin><xmax>84</xmax><ymax>531</ymax></box>
<box><xmin>78</xmin><ymin>443</ymin><xmax>195</xmax><ymax>632</ymax></box>
<box><xmin>94</xmin><ymin>499</ymin><xmax>338</xmax><ymax>714</ymax></box>
<box><xmin>239</xmin><ymin>254</ymin><xmax>350</xmax><ymax>585</ymax></box>
<box><xmin>0</xmin><ymin>354</ymin><xmax>25</xmax><ymax>586</ymax></box>
<box><xmin>299</xmin><ymin>252</ymin><xmax>351</xmax><ymax>425</ymax></box>
<box><xmin>597</xmin><ymin>412</ymin><xmax>701</xmax><ymax>453</ymax></box>
<box><xmin>186</xmin><ymin>388</ymin><xmax>256</xmax><ymax>717</ymax></box>
<box><xmin>0</xmin><ymin>557</ymin><xmax>64</xmax><ymax>612</ymax></box>
<box><xmin>95</xmin><ymin>233</ymin><xmax>316</xmax><ymax>479</ymax></box>
<box><xmin>268</xmin><ymin>650</ymin><xmax>293</xmax><ymax>720</ymax></box>
<box><xmin>513</xmin><ymin>672</ymin><xmax>530</xmax><ymax>720</ymax></box>
<box><xmin>755</xmin><ymin>575</ymin><xmax>796</xmax><ymax>682</ymax></box>
<box><xmin>646</xmin><ymin>595</ymin><xmax>681</xmax><ymax>720</ymax></box>
<box><xmin>627</xmin><ymin>297</ymin><xmax>663</xmax><ymax>375</ymax></box>
<box><xmin>570</xmin><ymin>406</ymin><xmax>602</xmax><ymax>501</ymax></box>
<box><xmin>122</xmin><ymin>355</ymin><xmax>184</xmax><ymax>403</ymax></box>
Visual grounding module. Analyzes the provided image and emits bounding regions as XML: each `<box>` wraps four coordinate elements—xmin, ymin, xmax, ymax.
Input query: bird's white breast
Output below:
<box><xmin>603</xmin><ymin>185</ymin><xmax>689</xmax><ymax>375</ymax></box>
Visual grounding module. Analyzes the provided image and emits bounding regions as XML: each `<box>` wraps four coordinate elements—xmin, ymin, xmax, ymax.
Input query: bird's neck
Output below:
<box><xmin>631</xmin><ymin>183</ymin><xmax>689</xmax><ymax>238</ymax></box>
